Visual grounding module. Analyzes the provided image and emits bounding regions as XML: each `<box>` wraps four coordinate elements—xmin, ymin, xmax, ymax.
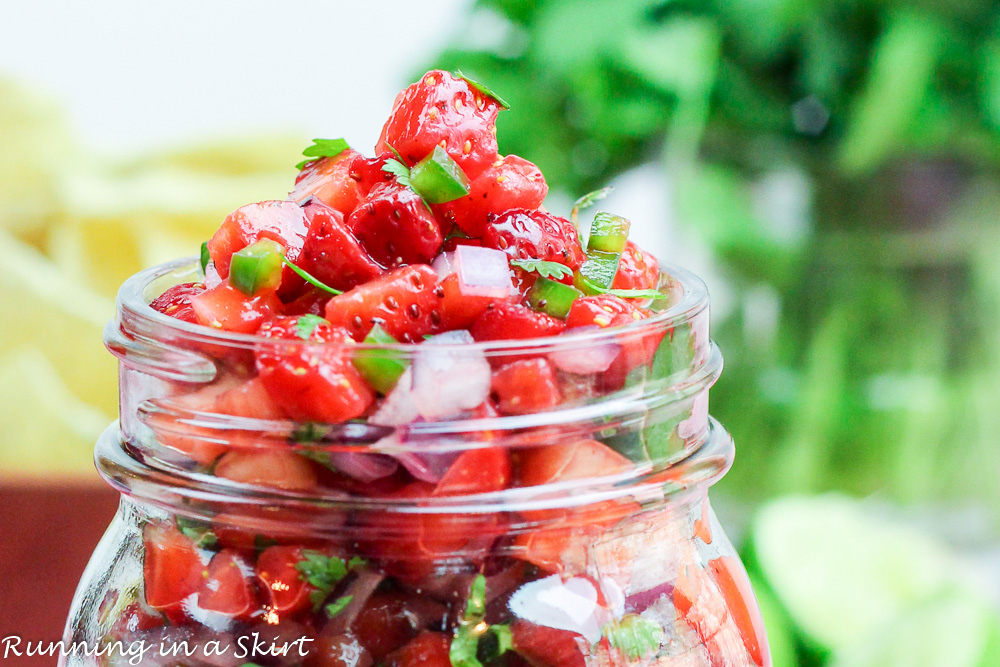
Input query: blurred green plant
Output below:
<box><xmin>428</xmin><ymin>0</ymin><xmax>1000</xmax><ymax>509</ymax></box>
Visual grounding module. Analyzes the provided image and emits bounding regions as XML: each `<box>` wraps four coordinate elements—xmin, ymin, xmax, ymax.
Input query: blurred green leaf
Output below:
<box><xmin>839</xmin><ymin>11</ymin><xmax>946</xmax><ymax>174</ymax></box>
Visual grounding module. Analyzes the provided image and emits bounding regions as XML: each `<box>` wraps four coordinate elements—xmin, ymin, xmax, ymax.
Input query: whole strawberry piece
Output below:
<box><xmin>435</xmin><ymin>155</ymin><xmax>548</xmax><ymax>237</ymax></box>
<box><xmin>471</xmin><ymin>302</ymin><xmax>565</xmax><ymax>342</ymax></box>
<box><xmin>483</xmin><ymin>209</ymin><xmax>585</xmax><ymax>277</ymax></box>
<box><xmin>348</xmin><ymin>181</ymin><xmax>443</xmax><ymax>268</ymax></box>
<box><xmin>208</xmin><ymin>200</ymin><xmax>308</xmax><ymax>278</ymax></box>
<box><xmin>376</xmin><ymin>70</ymin><xmax>501</xmax><ymax>180</ymax></box>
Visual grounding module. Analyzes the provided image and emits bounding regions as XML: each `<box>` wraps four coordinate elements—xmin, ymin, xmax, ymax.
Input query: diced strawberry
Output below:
<box><xmin>289</xmin><ymin>149</ymin><xmax>362</xmax><ymax>215</ymax></box>
<box><xmin>434</xmin><ymin>446</ymin><xmax>512</xmax><ymax>496</ymax></box>
<box><xmin>255</xmin><ymin>546</ymin><xmax>315</xmax><ymax>615</ymax></box>
<box><xmin>482</xmin><ymin>209</ymin><xmax>585</xmax><ymax>279</ymax></box>
<box><xmin>471</xmin><ymin>303</ymin><xmax>565</xmax><ymax>342</ymax></box>
<box><xmin>376</xmin><ymin>70</ymin><xmax>501</xmax><ymax>180</ymax></box>
<box><xmin>513</xmin><ymin>439</ymin><xmax>636</xmax><ymax>571</ymax></box>
<box><xmin>442</xmin><ymin>234</ymin><xmax>483</xmax><ymax>252</ymax></box>
<box><xmin>435</xmin><ymin>155</ymin><xmax>548</xmax><ymax>237</ymax></box>
<box><xmin>510</xmin><ymin>620</ymin><xmax>587</xmax><ymax>667</ymax></box>
<box><xmin>349</xmin><ymin>181</ymin><xmax>443</xmax><ymax>267</ymax></box>
<box><xmin>352</xmin><ymin>594</ymin><xmax>449</xmax><ymax>662</ymax></box>
<box><xmin>190</xmin><ymin>281</ymin><xmax>282</xmax><ymax>334</ymax></box>
<box><xmin>256</xmin><ymin>316</ymin><xmax>375</xmax><ymax>422</ymax></box>
<box><xmin>707</xmin><ymin>556</ymin><xmax>768</xmax><ymax>666</ymax></box>
<box><xmin>150</xmin><ymin>282</ymin><xmax>205</xmax><ymax>323</ymax></box>
<box><xmin>565</xmin><ymin>295</ymin><xmax>663</xmax><ymax>388</ymax></box>
<box><xmin>282</xmin><ymin>287</ymin><xmax>332</xmax><ymax>317</ymax></box>
<box><xmin>384</xmin><ymin>632</ymin><xmax>452</xmax><ymax>667</ymax></box>
<box><xmin>298</xmin><ymin>199</ymin><xmax>384</xmax><ymax>292</ymax></box>
<box><xmin>437</xmin><ymin>273</ymin><xmax>495</xmax><ymax>330</ymax></box>
<box><xmin>212</xmin><ymin>376</ymin><xmax>286</xmax><ymax>420</ymax></box>
<box><xmin>214</xmin><ymin>450</ymin><xmax>319</xmax><ymax>491</ymax></box>
<box><xmin>348</xmin><ymin>152</ymin><xmax>397</xmax><ymax>198</ymax></box>
<box><xmin>208</xmin><ymin>200</ymin><xmax>308</xmax><ymax>278</ymax></box>
<box><xmin>612</xmin><ymin>240</ymin><xmax>660</xmax><ymax>291</ymax></box>
<box><xmin>142</xmin><ymin>523</ymin><xmax>204</xmax><ymax>612</ymax></box>
<box><xmin>324</xmin><ymin>265</ymin><xmax>443</xmax><ymax>342</ymax></box>
<box><xmin>491</xmin><ymin>359</ymin><xmax>561</xmax><ymax>415</ymax></box>
<box><xmin>196</xmin><ymin>549</ymin><xmax>255</xmax><ymax>619</ymax></box>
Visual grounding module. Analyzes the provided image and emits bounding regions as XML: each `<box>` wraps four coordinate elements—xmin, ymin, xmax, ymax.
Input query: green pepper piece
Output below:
<box><xmin>574</xmin><ymin>250</ymin><xmax>621</xmax><ymax>295</ymax></box>
<box><xmin>229</xmin><ymin>238</ymin><xmax>284</xmax><ymax>296</ymax></box>
<box><xmin>408</xmin><ymin>145</ymin><xmax>471</xmax><ymax>204</ymax></box>
<box><xmin>352</xmin><ymin>324</ymin><xmax>409</xmax><ymax>394</ymax></box>
<box><xmin>527</xmin><ymin>277</ymin><xmax>583</xmax><ymax>319</ymax></box>
<box><xmin>587</xmin><ymin>211</ymin><xmax>631</xmax><ymax>254</ymax></box>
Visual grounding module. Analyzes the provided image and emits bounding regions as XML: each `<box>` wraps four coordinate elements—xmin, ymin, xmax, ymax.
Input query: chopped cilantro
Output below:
<box><xmin>294</xmin><ymin>314</ymin><xmax>328</xmax><ymax>340</ymax></box>
<box><xmin>450</xmin><ymin>574</ymin><xmax>490</xmax><ymax>667</ymax></box>
<box><xmin>509</xmin><ymin>258</ymin><xmax>574</xmax><ymax>281</ymax></box>
<box><xmin>294</xmin><ymin>551</ymin><xmax>367</xmax><ymax>611</ymax></box>
<box><xmin>176</xmin><ymin>516</ymin><xmax>217</xmax><ymax>548</ymax></box>
<box><xmin>602</xmin><ymin>615</ymin><xmax>665</xmax><ymax>661</ymax></box>
<box><xmin>571</xmin><ymin>186</ymin><xmax>612</xmax><ymax>227</ymax></box>
<box><xmin>324</xmin><ymin>595</ymin><xmax>353</xmax><ymax>618</ymax></box>
<box><xmin>296</xmin><ymin>138</ymin><xmax>350</xmax><ymax>170</ymax></box>
<box><xmin>455</xmin><ymin>70</ymin><xmax>510</xmax><ymax>110</ymax></box>
<box><xmin>290</xmin><ymin>422</ymin><xmax>332</xmax><ymax>444</ymax></box>
<box><xmin>282</xmin><ymin>259</ymin><xmax>343</xmax><ymax>295</ymax></box>
<box><xmin>199</xmin><ymin>241</ymin><xmax>211</xmax><ymax>274</ymax></box>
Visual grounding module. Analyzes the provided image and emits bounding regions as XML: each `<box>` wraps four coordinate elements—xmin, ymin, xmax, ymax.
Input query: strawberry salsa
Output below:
<box><xmin>119</xmin><ymin>71</ymin><xmax>766</xmax><ymax>666</ymax></box>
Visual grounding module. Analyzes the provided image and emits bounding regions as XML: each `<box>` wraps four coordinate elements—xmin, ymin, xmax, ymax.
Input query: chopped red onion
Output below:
<box><xmin>548</xmin><ymin>328</ymin><xmax>621</xmax><ymax>374</ymax></box>
<box><xmin>432</xmin><ymin>251</ymin><xmax>456</xmax><ymax>281</ymax></box>
<box><xmin>326</xmin><ymin>450</ymin><xmax>398</xmax><ymax>482</ymax></box>
<box><xmin>508</xmin><ymin>575</ymin><xmax>606</xmax><ymax>643</ymax></box>
<box><xmin>677</xmin><ymin>392</ymin><xmax>708</xmax><ymax>440</ymax></box>
<box><xmin>454</xmin><ymin>245</ymin><xmax>513</xmax><ymax>298</ymax></box>
<box><xmin>393</xmin><ymin>449</ymin><xmax>461</xmax><ymax>484</ymax></box>
<box><xmin>371</xmin><ymin>368</ymin><xmax>419</xmax><ymax>427</ymax></box>
<box><xmin>412</xmin><ymin>331</ymin><xmax>492</xmax><ymax>421</ymax></box>
<box><xmin>324</xmin><ymin>569</ymin><xmax>385</xmax><ymax>635</ymax></box>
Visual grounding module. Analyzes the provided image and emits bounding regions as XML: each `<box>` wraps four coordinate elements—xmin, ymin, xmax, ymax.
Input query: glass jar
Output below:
<box><xmin>62</xmin><ymin>259</ymin><xmax>769</xmax><ymax>667</ymax></box>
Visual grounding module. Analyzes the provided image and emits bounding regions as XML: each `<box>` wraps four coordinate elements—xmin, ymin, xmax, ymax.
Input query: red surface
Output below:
<box><xmin>0</xmin><ymin>480</ymin><xmax>119</xmax><ymax>666</ymax></box>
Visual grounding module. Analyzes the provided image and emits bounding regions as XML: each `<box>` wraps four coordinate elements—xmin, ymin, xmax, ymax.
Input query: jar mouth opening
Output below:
<box><xmin>117</xmin><ymin>257</ymin><xmax>710</xmax><ymax>354</ymax></box>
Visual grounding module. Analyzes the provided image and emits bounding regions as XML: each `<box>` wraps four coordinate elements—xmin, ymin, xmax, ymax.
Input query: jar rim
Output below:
<box><xmin>117</xmin><ymin>256</ymin><xmax>710</xmax><ymax>354</ymax></box>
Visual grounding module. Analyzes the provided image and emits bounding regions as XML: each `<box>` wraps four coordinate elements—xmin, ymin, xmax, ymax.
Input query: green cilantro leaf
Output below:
<box><xmin>176</xmin><ymin>516</ymin><xmax>218</xmax><ymax>548</ymax></box>
<box><xmin>381</xmin><ymin>153</ymin><xmax>433</xmax><ymax>212</ymax></box>
<box><xmin>295</xmin><ymin>313</ymin><xmax>328</xmax><ymax>340</ymax></box>
<box><xmin>601</xmin><ymin>615</ymin><xmax>665</xmax><ymax>661</ymax></box>
<box><xmin>200</xmin><ymin>241</ymin><xmax>211</xmax><ymax>274</ymax></box>
<box><xmin>571</xmin><ymin>187</ymin><xmax>612</xmax><ymax>227</ymax></box>
<box><xmin>282</xmin><ymin>259</ymin><xmax>343</xmax><ymax>295</ymax></box>
<box><xmin>455</xmin><ymin>70</ymin><xmax>510</xmax><ymax>110</ymax></box>
<box><xmin>385</xmin><ymin>142</ymin><xmax>405</xmax><ymax>162</ymax></box>
<box><xmin>294</xmin><ymin>551</ymin><xmax>367</xmax><ymax>611</ymax></box>
<box><xmin>509</xmin><ymin>258</ymin><xmax>574</xmax><ymax>281</ymax></box>
<box><xmin>324</xmin><ymin>595</ymin><xmax>353</xmax><ymax>618</ymax></box>
<box><xmin>297</xmin><ymin>138</ymin><xmax>350</xmax><ymax>170</ymax></box>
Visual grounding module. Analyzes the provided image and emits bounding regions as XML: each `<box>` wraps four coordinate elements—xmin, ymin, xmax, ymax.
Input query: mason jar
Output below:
<box><xmin>62</xmin><ymin>258</ymin><xmax>769</xmax><ymax>667</ymax></box>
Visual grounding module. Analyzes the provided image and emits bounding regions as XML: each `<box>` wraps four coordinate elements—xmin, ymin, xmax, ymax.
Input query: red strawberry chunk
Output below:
<box><xmin>208</xmin><ymin>200</ymin><xmax>308</xmax><ymax>278</ymax></box>
<box><xmin>384</xmin><ymin>632</ymin><xmax>452</xmax><ymax>667</ymax></box>
<box><xmin>349</xmin><ymin>181</ymin><xmax>443</xmax><ymax>267</ymax></box>
<box><xmin>566</xmin><ymin>295</ymin><xmax>662</xmax><ymax>388</ymax></box>
<box><xmin>289</xmin><ymin>149</ymin><xmax>361</xmax><ymax>215</ymax></box>
<box><xmin>150</xmin><ymin>282</ymin><xmax>205</xmax><ymax>323</ymax></box>
<box><xmin>437</xmin><ymin>272</ymin><xmax>495</xmax><ymax>330</ymax></box>
<box><xmin>142</xmin><ymin>523</ymin><xmax>204</xmax><ymax>612</ymax></box>
<box><xmin>491</xmin><ymin>359</ymin><xmax>561</xmax><ymax>415</ymax></box>
<box><xmin>256</xmin><ymin>316</ymin><xmax>374</xmax><ymax>422</ymax></box>
<box><xmin>255</xmin><ymin>546</ymin><xmax>314</xmax><ymax>615</ymax></box>
<box><xmin>471</xmin><ymin>303</ymin><xmax>565</xmax><ymax>342</ymax></box>
<box><xmin>376</xmin><ymin>70</ymin><xmax>501</xmax><ymax>180</ymax></box>
<box><xmin>324</xmin><ymin>265</ymin><xmax>443</xmax><ymax>342</ymax></box>
<box><xmin>483</xmin><ymin>209</ymin><xmax>585</xmax><ymax>278</ymax></box>
<box><xmin>299</xmin><ymin>199</ymin><xmax>384</xmax><ymax>292</ymax></box>
<box><xmin>612</xmin><ymin>240</ymin><xmax>660</xmax><ymax>291</ymax></box>
<box><xmin>196</xmin><ymin>549</ymin><xmax>255</xmax><ymax>619</ymax></box>
<box><xmin>510</xmin><ymin>620</ymin><xmax>587</xmax><ymax>667</ymax></box>
<box><xmin>435</xmin><ymin>154</ymin><xmax>548</xmax><ymax>237</ymax></box>
<box><xmin>348</xmin><ymin>152</ymin><xmax>398</xmax><ymax>198</ymax></box>
<box><xmin>190</xmin><ymin>281</ymin><xmax>282</xmax><ymax>334</ymax></box>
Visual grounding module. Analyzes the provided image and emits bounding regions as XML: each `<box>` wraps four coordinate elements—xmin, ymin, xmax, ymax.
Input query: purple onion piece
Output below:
<box><xmin>412</xmin><ymin>330</ymin><xmax>491</xmax><ymax>421</ymax></box>
<box><xmin>432</xmin><ymin>251</ymin><xmax>456</xmax><ymax>281</ymax></box>
<box><xmin>325</xmin><ymin>451</ymin><xmax>399</xmax><ymax>483</ymax></box>
<box><xmin>548</xmin><ymin>328</ymin><xmax>622</xmax><ymax>374</ymax></box>
<box><xmin>454</xmin><ymin>245</ymin><xmax>513</xmax><ymax>298</ymax></box>
<box><xmin>625</xmin><ymin>581</ymin><xmax>675</xmax><ymax>614</ymax></box>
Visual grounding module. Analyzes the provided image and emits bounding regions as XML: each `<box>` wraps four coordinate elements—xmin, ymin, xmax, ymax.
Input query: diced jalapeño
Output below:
<box><xmin>409</xmin><ymin>145</ymin><xmax>471</xmax><ymax>204</ymax></box>
<box><xmin>527</xmin><ymin>277</ymin><xmax>583</xmax><ymax>319</ymax></box>
<box><xmin>352</xmin><ymin>324</ymin><xmax>409</xmax><ymax>394</ymax></box>
<box><xmin>574</xmin><ymin>250</ymin><xmax>621</xmax><ymax>295</ymax></box>
<box><xmin>587</xmin><ymin>211</ymin><xmax>631</xmax><ymax>254</ymax></box>
<box><xmin>229</xmin><ymin>238</ymin><xmax>285</xmax><ymax>296</ymax></box>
